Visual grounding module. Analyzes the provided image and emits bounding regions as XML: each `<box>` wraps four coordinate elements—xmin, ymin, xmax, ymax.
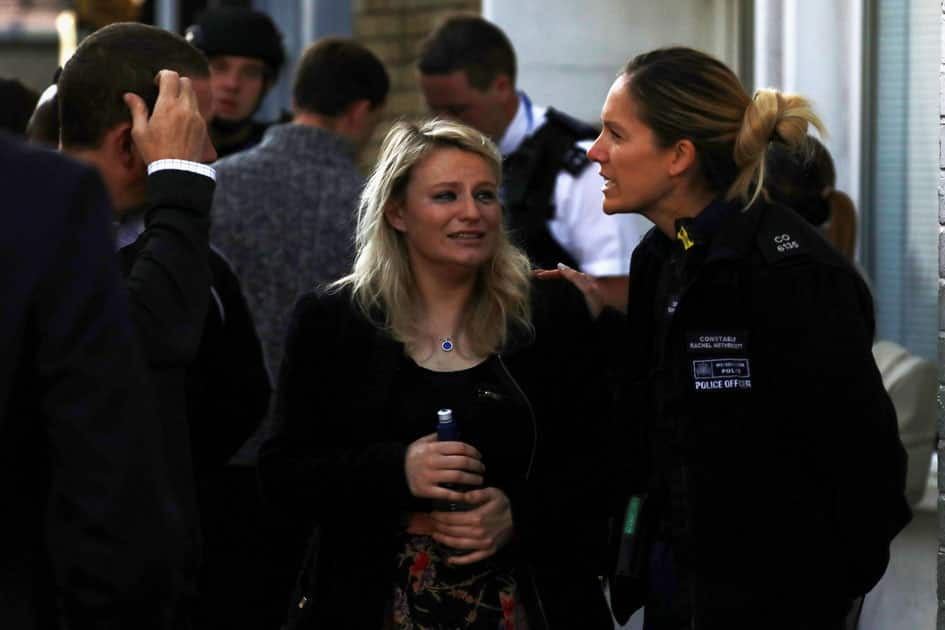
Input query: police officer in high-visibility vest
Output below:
<box><xmin>559</xmin><ymin>46</ymin><xmax>911</xmax><ymax>630</ymax></box>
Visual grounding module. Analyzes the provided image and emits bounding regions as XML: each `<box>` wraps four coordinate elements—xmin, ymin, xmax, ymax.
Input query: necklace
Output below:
<box><xmin>439</xmin><ymin>336</ymin><xmax>454</xmax><ymax>352</ymax></box>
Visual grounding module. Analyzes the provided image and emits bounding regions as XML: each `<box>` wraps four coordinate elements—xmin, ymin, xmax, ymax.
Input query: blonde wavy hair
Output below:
<box><xmin>333</xmin><ymin>118</ymin><xmax>533</xmax><ymax>356</ymax></box>
<box><xmin>622</xmin><ymin>47</ymin><xmax>826</xmax><ymax>207</ymax></box>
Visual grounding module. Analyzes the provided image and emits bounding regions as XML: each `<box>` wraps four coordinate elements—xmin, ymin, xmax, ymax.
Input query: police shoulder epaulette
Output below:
<box><xmin>560</xmin><ymin>144</ymin><xmax>591</xmax><ymax>176</ymax></box>
<box><xmin>545</xmin><ymin>107</ymin><xmax>599</xmax><ymax>141</ymax></box>
<box><xmin>755</xmin><ymin>206</ymin><xmax>811</xmax><ymax>264</ymax></box>
<box><xmin>543</xmin><ymin>109</ymin><xmax>598</xmax><ymax>176</ymax></box>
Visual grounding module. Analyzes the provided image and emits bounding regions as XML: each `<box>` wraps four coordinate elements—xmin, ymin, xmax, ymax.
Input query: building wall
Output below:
<box><xmin>253</xmin><ymin>0</ymin><xmax>354</xmax><ymax>124</ymax></box>
<box><xmin>939</xmin><ymin>1</ymin><xmax>945</xmax><ymax>625</ymax></box>
<box><xmin>0</xmin><ymin>39</ymin><xmax>58</xmax><ymax>93</ymax></box>
<box><xmin>754</xmin><ymin>0</ymin><xmax>862</xmax><ymax>221</ymax></box>
<box><xmin>0</xmin><ymin>4</ymin><xmax>61</xmax><ymax>94</ymax></box>
<box><xmin>353</xmin><ymin>0</ymin><xmax>481</xmax><ymax>167</ymax></box>
<box><xmin>484</xmin><ymin>0</ymin><xmax>748</xmax><ymax>126</ymax></box>
<box><xmin>936</xmin><ymin>0</ymin><xmax>945</xmax><ymax>630</ymax></box>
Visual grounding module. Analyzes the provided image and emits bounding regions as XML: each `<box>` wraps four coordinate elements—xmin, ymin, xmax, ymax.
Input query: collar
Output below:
<box><xmin>641</xmin><ymin>197</ymin><xmax>757</xmax><ymax>263</ymax></box>
<box><xmin>259</xmin><ymin>123</ymin><xmax>357</xmax><ymax>161</ymax></box>
<box><xmin>673</xmin><ymin>197</ymin><xmax>738</xmax><ymax>252</ymax></box>
<box><xmin>114</xmin><ymin>207</ymin><xmax>147</xmax><ymax>251</ymax></box>
<box><xmin>497</xmin><ymin>91</ymin><xmax>537</xmax><ymax>156</ymax></box>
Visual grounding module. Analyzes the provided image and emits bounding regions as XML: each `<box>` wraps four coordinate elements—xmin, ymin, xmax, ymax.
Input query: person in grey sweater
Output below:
<box><xmin>212</xmin><ymin>37</ymin><xmax>389</xmax><ymax>400</ymax></box>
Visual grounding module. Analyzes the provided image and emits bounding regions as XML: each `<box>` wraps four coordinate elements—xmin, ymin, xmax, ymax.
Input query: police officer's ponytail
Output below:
<box><xmin>622</xmin><ymin>47</ymin><xmax>824</xmax><ymax>208</ymax></box>
<box><xmin>733</xmin><ymin>89</ymin><xmax>824</xmax><ymax>206</ymax></box>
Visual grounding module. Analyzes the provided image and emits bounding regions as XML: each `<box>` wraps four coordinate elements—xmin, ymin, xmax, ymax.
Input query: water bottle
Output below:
<box><xmin>433</xmin><ymin>409</ymin><xmax>471</xmax><ymax>513</ymax></box>
<box><xmin>436</xmin><ymin>408</ymin><xmax>460</xmax><ymax>442</ymax></box>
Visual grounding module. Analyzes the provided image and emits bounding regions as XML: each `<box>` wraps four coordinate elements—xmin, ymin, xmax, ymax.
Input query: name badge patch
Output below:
<box><xmin>692</xmin><ymin>358</ymin><xmax>752</xmax><ymax>391</ymax></box>
<box><xmin>687</xmin><ymin>331</ymin><xmax>748</xmax><ymax>353</ymax></box>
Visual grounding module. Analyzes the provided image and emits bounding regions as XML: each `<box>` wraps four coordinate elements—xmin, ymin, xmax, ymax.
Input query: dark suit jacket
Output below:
<box><xmin>0</xmin><ymin>135</ymin><xmax>186</xmax><ymax>628</ymax></box>
<box><xmin>117</xmin><ymin>169</ymin><xmax>214</xmax><ymax>585</ymax></box>
<box><xmin>186</xmin><ymin>247</ymin><xmax>270</xmax><ymax>474</ymax></box>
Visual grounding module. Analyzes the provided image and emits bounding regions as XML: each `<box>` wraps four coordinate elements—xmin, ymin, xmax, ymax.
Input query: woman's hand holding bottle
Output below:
<box><xmin>404</xmin><ymin>433</ymin><xmax>484</xmax><ymax>502</ymax></box>
<box><xmin>429</xmin><ymin>487</ymin><xmax>515</xmax><ymax>565</ymax></box>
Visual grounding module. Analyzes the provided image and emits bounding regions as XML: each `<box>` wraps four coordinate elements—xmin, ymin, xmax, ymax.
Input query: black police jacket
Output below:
<box><xmin>612</xmin><ymin>199</ymin><xmax>911</xmax><ymax>628</ymax></box>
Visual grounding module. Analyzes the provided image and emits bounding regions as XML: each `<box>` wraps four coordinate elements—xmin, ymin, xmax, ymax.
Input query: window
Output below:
<box><xmin>864</xmin><ymin>0</ymin><xmax>939</xmax><ymax>360</ymax></box>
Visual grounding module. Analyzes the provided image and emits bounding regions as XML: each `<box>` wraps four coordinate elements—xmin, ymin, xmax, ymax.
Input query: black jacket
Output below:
<box><xmin>210</xmin><ymin>119</ymin><xmax>270</xmax><ymax>159</ymax></box>
<box><xmin>259</xmin><ymin>281</ymin><xmax>613</xmax><ymax>629</ymax></box>
<box><xmin>0</xmin><ymin>137</ymin><xmax>188</xmax><ymax>628</ymax></box>
<box><xmin>186</xmin><ymin>247</ymin><xmax>271</xmax><ymax>473</ymax></box>
<box><xmin>611</xmin><ymin>199</ymin><xmax>911</xmax><ymax>628</ymax></box>
<box><xmin>117</xmin><ymin>169</ymin><xmax>213</xmax><ymax>583</ymax></box>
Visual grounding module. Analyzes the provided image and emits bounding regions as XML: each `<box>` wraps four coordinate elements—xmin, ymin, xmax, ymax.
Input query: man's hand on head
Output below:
<box><xmin>123</xmin><ymin>70</ymin><xmax>216</xmax><ymax>165</ymax></box>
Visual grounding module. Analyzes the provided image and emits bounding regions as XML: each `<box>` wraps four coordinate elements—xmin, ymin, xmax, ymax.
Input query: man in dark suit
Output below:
<box><xmin>57</xmin><ymin>23</ymin><xmax>271</xmax><ymax>624</ymax></box>
<box><xmin>57</xmin><ymin>23</ymin><xmax>218</xmax><ymax>619</ymax></box>
<box><xmin>0</xmin><ymin>134</ymin><xmax>186</xmax><ymax>627</ymax></box>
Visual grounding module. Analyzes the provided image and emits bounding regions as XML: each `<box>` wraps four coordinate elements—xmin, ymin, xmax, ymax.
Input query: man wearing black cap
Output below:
<box><xmin>186</xmin><ymin>7</ymin><xmax>285</xmax><ymax>157</ymax></box>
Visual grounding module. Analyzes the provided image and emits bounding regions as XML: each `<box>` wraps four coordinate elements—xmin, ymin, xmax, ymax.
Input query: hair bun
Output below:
<box><xmin>736</xmin><ymin>90</ymin><xmax>821</xmax><ymax>166</ymax></box>
<box><xmin>735</xmin><ymin>89</ymin><xmax>782</xmax><ymax>168</ymax></box>
<box><xmin>730</xmin><ymin>89</ymin><xmax>825</xmax><ymax>205</ymax></box>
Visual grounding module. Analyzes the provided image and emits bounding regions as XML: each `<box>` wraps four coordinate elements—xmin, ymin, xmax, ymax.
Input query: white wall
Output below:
<box><xmin>484</xmin><ymin>0</ymin><xmax>744</xmax><ymax>125</ymax></box>
<box><xmin>755</xmin><ymin>0</ymin><xmax>862</xmax><ymax>218</ymax></box>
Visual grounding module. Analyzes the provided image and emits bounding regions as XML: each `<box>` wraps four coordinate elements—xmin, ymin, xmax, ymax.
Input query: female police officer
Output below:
<box><xmin>553</xmin><ymin>47</ymin><xmax>910</xmax><ymax>630</ymax></box>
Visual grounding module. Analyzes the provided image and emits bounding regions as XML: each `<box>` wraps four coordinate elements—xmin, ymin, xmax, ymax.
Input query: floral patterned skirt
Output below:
<box><xmin>386</xmin><ymin>534</ymin><xmax>528</xmax><ymax>630</ymax></box>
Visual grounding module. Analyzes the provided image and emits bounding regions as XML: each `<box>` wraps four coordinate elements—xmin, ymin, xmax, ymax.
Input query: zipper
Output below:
<box><xmin>684</xmin><ymin>457</ymin><xmax>697</xmax><ymax>630</ymax></box>
<box><xmin>661</xmin><ymin>255</ymin><xmax>704</xmax><ymax>630</ymax></box>
<box><xmin>672</xmin><ymin>293</ymin><xmax>700</xmax><ymax>630</ymax></box>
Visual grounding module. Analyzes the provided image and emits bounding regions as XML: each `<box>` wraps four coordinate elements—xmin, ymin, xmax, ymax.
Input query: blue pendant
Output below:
<box><xmin>440</xmin><ymin>337</ymin><xmax>454</xmax><ymax>352</ymax></box>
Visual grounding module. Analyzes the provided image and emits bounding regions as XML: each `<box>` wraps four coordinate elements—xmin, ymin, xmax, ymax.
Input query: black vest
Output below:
<box><xmin>502</xmin><ymin>108</ymin><xmax>598</xmax><ymax>270</ymax></box>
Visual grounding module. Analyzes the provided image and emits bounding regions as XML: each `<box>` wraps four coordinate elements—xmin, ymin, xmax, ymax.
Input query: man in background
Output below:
<box><xmin>58</xmin><ymin>21</ymin><xmax>272</xmax><ymax>626</ymax></box>
<box><xmin>57</xmin><ymin>22</ymin><xmax>217</xmax><ymax>622</ymax></box>
<box><xmin>213</xmin><ymin>36</ymin><xmax>388</xmax><ymax>403</ymax></box>
<box><xmin>186</xmin><ymin>6</ymin><xmax>285</xmax><ymax>157</ymax></box>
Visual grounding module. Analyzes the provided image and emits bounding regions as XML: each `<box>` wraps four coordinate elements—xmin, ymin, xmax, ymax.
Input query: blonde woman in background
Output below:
<box><xmin>259</xmin><ymin>119</ymin><xmax>613</xmax><ymax>629</ymax></box>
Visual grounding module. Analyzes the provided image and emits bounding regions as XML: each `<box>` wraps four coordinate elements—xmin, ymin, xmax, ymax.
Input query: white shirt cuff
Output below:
<box><xmin>148</xmin><ymin>159</ymin><xmax>216</xmax><ymax>181</ymax></box>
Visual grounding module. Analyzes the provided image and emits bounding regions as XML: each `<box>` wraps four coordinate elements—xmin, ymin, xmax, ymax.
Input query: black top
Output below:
<box><xmin>396</xmin><ymin>357</ymin><xmax>490</xmax><ymax>444</ymax></box>
<box><xmin>397</xmin><ymin>356</ymin><xmax>532</xmax><ymax>498</ymax></box>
